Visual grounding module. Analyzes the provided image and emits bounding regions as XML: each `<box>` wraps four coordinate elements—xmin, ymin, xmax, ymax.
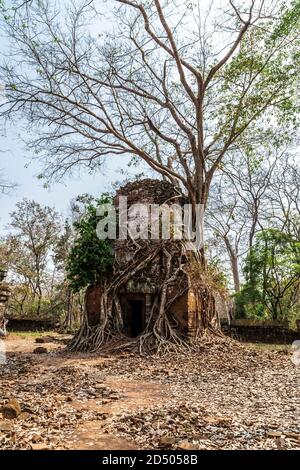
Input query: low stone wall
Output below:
<box><xmin>221</xmin><ymin>319</ymin><xmax>300</xmax><ymax>344</ymax></box>
<box><xmin>6</xmin><ymin>317</ymin><xmax>57</xmax><ymax>332</ymax></box>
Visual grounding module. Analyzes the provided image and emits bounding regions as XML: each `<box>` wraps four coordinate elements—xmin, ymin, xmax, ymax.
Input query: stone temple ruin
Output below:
<box><xmin>75</xmin><ymin>179</ymin><xmax>227</xmax><ymax>353</ymax></box>
<box><xmin>0</xmin><ymin>269</ymin><xmax>11</xmax><ymax>336</ymax></box>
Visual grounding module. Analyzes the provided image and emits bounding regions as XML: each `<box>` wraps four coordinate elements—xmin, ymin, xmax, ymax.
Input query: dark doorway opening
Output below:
<box><xmin>122</xmin><ymin>296</ymin><xmax>146</xmax><ymax>338</ymax></box>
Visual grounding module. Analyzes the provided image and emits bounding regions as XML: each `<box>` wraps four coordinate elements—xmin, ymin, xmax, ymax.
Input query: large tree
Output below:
<box><xmin>238</xmin><ymin>228</ymin><xmax>300</xmax><ymax>320</ymax></box>
<box><xmin>207</xmin><ymin>146</ymin><xmax>281</xmax><ymax>293</ymax></box>
<box><xmin>207</xmin><ymin>149</ymin><xmax>300</xmax><ymax>294</ymax></box>
<box><xmin>1</xmin><ymin>0</ymin><xmax>300</xmax><ymax>347</ymax></box>
<box><xmin>0</xmin><ymin>0</ymin><xmax>300</xmax><ymax>212</ymax></box>
<box><xmin>7</xmin><ymin>199</ymin><xmax>60</xmax><ymax>316</ymax></box>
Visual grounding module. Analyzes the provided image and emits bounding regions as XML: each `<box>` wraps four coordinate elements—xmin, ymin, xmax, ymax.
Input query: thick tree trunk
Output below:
<box><xmin>36</xmin><ymin>287</ymin><xmax>42</xmax><ymax>316</ymax></box>
<box><xmin>224</xmin><ymin>237</ymin><xmax>240</xmax><ymax>293</ymax></box>
<box><xmin>231</xmin><ymin>255</ymin><xmax>240</xmax><ymax>293</ymax></box>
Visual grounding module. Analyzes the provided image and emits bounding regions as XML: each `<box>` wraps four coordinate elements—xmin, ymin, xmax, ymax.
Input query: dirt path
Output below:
<box><xmin>1</xmin><ymin>334</ymin><xmax>171</xmax><ymax>450</ymax></box>
<box><xmin>1</xmin><ymin>333</ymin><xmax>300</xmax><ymax>450</ymax></box>
<box><xmin>66</xmin><ymin>379</ymin><xmax>169</xmax><ymax>450</ymax></box>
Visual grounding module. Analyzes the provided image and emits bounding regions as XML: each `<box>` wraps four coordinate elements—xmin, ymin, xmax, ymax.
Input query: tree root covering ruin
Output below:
<box><xmin>68</xmin><ymin>241</ymin><xmax>225</xmax><ymax>355</ymax></box>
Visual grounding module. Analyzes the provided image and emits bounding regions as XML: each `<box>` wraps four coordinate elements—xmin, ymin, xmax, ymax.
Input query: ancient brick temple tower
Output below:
<box><xmin>113</xmin><ymin>179</ymin><xmax>191</xmax><ymax>338</ymax></box>
<box><xmin>85</xmin><ymin>179</ymin><xmax>222</xmax><ymax>340</ymax></box>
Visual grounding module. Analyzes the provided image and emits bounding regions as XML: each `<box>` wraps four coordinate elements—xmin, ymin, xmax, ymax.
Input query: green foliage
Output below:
<box><xmin>236</xmin><ymin>229</ymin><xmax>300</xmax><ymax>321</ymax></box>
<box><xmin>66</xmin><ymin>195</ymin><xmax>114</xmax><ymax>292</ymax></box>
<box><xmin>271</xmin><ymin>1</ymin><xmax>300</xmax><ymax>40</ymax></box>
<box><xmin>217</xmin><ymin>3</ymin><xmax>300</xmax><ymax>151</ymax></box>
<box><xmin>234</xmin><ymin>287</ymin><xmax>264</xmax><ymax>319</ymax></box>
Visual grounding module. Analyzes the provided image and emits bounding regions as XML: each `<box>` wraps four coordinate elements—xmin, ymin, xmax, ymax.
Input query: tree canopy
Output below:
<box><xmin>236</xmin><ymin>228</ymin><xmax>300</xmax><ymax>320</ymax></box>
<box><xmin>1</xmin><ymin>0</ymin><xmax>300</xmax><ymax>210</ymax></box>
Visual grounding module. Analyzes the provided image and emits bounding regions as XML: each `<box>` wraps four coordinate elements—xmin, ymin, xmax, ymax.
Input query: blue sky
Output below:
<box><xmin>0</xmin><ymin>121</ymin><xmax>135</xmax><ymax>231</ymax></box>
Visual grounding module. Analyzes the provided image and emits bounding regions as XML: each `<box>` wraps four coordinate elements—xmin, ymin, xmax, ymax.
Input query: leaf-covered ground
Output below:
<box><xmin>0</xmin><ymin>333</ymin><xmax>299</xmax><ymax>450</ymax></box>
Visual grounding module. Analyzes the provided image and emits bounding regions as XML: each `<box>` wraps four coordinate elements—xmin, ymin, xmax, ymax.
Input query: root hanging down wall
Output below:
<box><xmin>68</xmin><ymin>241</ymin><xmax>224</xmax><ymax>355</ymax></box>
<box><xmin>68</xmin><ymin>180</ymin><xmax>227</xmax><ymax>355</ymax></box>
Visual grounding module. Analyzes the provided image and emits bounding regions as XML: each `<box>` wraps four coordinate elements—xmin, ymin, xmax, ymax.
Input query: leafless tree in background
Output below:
<box><xmin>207</xmin><ymin>148</ymin><xmax>300</xmax><ymax>294</ymax></box>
